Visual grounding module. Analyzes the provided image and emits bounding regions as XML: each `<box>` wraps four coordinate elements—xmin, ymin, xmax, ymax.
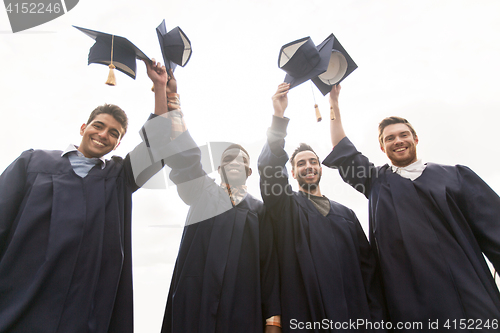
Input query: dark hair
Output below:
<box><xmin>378</xmin><ymin>116</ymin><xmax>416</xmax><ymax>146</ymax></box>
<box><xmin>87</xmin><ymin>104</ymin><xmax>128</xmax><ymax>136</ymax></box>
<box><xmin>222</xmin><ymin>143</ymin><xmax>250</xmax><ymax>161</ymax></box>
<box><xmin>290</xmin><ymin>143</ymin><xmax>319</xmax><ymax>169</ymax></box>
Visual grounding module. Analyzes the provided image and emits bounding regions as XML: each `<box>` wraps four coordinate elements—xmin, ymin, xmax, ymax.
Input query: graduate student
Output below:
<box><xmin>0</xmin><ymin>59</ymin><xmax>175</xmax><ymax>333</ymax></box>
<box><xmin>159</xmin><ymin>103</ymin><xmax>281</xmax><ymax>332</ymax></box>
<box><xmin>258</xmin><ymin>83</ymin><xmax>386</xmax><ymax>333</ymax></box>
<box><xmin>323</xmin><ymin>84</ymin><xmax>500</xmax><ymax>331</ymax></box>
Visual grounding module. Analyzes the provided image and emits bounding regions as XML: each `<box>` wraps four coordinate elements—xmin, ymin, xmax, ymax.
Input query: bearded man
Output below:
<box><xmin>323</xmin><ymin>84</ymin><xmax>500</xmax><ymax>332</ymax></box>
<box><xmin>258</xmin><ymin>83</ymin><xmax>387</xmax><ymax>332</ymax></box>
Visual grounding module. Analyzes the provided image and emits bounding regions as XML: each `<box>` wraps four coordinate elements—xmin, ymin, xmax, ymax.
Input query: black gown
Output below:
<box><xmin>258</xmin><ymin>116</ymin><xmax>387</xmax><ymax>332</ymax></box>
<box><xmin>0</xmin><ymin>114</ymin><xmax>171</xmax><ymax>333</ymax></box>
<box><xmin>160</xmin><ymin>130</ymin><xmax>280</xmax><ymax>333</ymax></box>
<box><xmin>323</xmin><ymin>137</ymin><xmax>500</xmax><ymax>332</ymax></box>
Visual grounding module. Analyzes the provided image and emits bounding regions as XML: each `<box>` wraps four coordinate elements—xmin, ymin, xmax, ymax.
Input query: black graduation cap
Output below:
<box><xmin>311</xmin><ymin>34</ymin><xmax>357</xmax><ymax>95</ymax></box>
<box><xmin>156</xmin><ymin>20</ymin><xmax>192</xmax><ymax>73</ymax></box>
<box><xmin>74</xmin><ymin>25</ymin><xmax>151</xmax><ymax>85</ymax></box>
<box><xmin>278</xmin><ymin>35</ymin><xmax>334</xmax><ymax>89</ymax></box>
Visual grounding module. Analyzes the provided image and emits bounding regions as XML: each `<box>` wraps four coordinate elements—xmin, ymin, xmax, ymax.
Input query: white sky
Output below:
<box><xmin>1</xmin><ymin>0</ymin><xmax>500</xmax><ymax>331</ymax></box>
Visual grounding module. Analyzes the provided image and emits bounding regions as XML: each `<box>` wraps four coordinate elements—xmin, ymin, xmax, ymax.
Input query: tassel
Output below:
<box><xmin>106</xmin><ymin>64</ymin><xmax>116</xmax><ymax>86</ymax></box>
<box><xmin>105</xmin><ymin>35</ymin><xmax>117</xmax><ymax>86</ymax></box>
<box><xmin>330</xmin><ymin>106</ymin><xmax>336</xmax><ymax>120</ymax></box>
<box><xmin>314</xmin><ymin>104</ymin><xmax>322</xmax><ymax>122</ymax></box>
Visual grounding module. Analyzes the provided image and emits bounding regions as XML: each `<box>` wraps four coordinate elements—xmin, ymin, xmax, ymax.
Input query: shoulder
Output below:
<box><xmin>243</xmin><ymin>193</ymin><xmax>265</xmax><ymax>213</ymax></box>
<box><xmin>328</xmin><ymin>199</ymin><xmax>357</xmax><ymax>220</ymax></box>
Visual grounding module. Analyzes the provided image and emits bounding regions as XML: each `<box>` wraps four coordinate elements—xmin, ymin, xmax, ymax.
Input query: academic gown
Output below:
<box><xmin>160</xmin><ymin>130</ymin><xmax>280</xmax><ymax>333</ymax></box>
<box><xmin>323</xmin><ymin>137</ymin><xmax>500</xmax><ymax>332</ymax></box>
<box><xmin>0</xmin><ymin>115</ymin><xmax>170</xmax><ymax>333</ymax></box>
<box><xmin>258</xmin><ymin>117</ymin><xmax>386</xmax><ymax>332</ymax></box>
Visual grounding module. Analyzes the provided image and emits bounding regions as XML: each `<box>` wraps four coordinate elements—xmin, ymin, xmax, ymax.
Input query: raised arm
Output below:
<box><xmin>144</xmin><ymin>59</ymin><xmax>169</xmax><ymax>116</ymax></box>
<box><xmin>329</xmin><ymin>84</ymin><xmax>346</xmax><ymax>147</ymax></box>
<box><xmin>258</xmin><ymin>83</ymin><xmax>292</xmax><ymax>213</ymax></box>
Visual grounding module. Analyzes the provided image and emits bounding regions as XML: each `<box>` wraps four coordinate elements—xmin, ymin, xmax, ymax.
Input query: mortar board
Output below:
<box><xmin>74</xmin><ymin>25</ymin><xmax>150</xmax><ymax>85</ymax></box>
<box><xmin>278</xmin><ymin>34</ymin><xmax>334</xmax><ymax>89</ymax></box>
<box><xmin>311</xmin><ymin>34</ymin><xmax>357</xmax><ymax>95</ymax></box>
<box><xmin>156</xmin><ymin>20</ymin><xmax>192</xmax><ymax>73</ymax></box>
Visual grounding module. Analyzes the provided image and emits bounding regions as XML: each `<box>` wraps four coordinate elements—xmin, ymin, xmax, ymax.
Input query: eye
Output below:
<box><xmin>110</xmin><ymin>132</ymin><xmax>119</xmax><ymax>138</ymax></box>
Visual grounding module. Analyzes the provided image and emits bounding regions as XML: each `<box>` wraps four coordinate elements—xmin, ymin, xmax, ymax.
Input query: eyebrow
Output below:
<box><xmin>93</xmin><ymin>121</ymin><xmax>122</xmax><ymax>137</ymax></box>
<box><xmin>297</xmin><ymin>157</ymin><xmax>318</xmax><ymax>163</ymax></box>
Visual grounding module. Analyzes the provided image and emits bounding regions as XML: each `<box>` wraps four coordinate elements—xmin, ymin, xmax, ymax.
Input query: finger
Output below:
<box><xmin>168</xmin><ymin>68</ymin><xmax>175</xmax><ymax>80</ymax></box>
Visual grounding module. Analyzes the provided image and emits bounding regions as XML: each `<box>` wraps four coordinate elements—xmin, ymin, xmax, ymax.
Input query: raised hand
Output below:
<box><xmin>272</xmin><ymin>82</ymin><xmax>290</xmax><ymax>118</ymax></box>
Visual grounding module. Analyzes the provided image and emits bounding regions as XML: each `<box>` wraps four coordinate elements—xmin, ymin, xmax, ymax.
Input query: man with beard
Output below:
<box><xmin>159</xmin><ymin>110</ymin><xmax>280</xmax><ymax>332</ymax></box>
<box><xmin>323</xmin><ymin>84</ymin><xmax>500</xmax><ymax>331</ymax></box>
<box><xmin>258</xmin><ymin>83</ymin><xmax>386</xmax><ymax>332</ymax></box>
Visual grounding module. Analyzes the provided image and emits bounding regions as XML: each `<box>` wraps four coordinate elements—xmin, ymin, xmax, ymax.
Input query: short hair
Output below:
<box><xmin>290</xmin><ymin>143</ymin><xmax>319</xmax><ymax>169</ymax></box>
<box><xmin>222</xmin><ymin>143</ymin><xmax>250</xmax><ymax>161</ymax></box>
<box><xmin>86</xmin><ymin>104</ymin><xmax>128</xmax><ymax>136</ymax></box>
<box><xmin>378</xmin><ymin>116</ymin><xmax>417</xmax><ymax>146</ymax></box>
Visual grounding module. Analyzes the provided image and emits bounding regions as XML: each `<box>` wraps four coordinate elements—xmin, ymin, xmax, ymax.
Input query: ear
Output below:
<box><xmin>218</xmin><ymin>165</ymin><xmax>221</xmax><ymax>176</ymax></box>
<box><xmin>80</xmin><ymin>123</ymin><xmax>87</xmax><ymax>136</ymax></box>
<box><xmin>415</xmin><ymin>135</ymin><xmax>419</xmax><ymax>145</ymax></box>
<box><xmin>380</xmin><ymin>145</ymin><xmax>386</xmax><ymax>153</ymax></box>
<box><xmin>113</xmin><ymin>141</ymin><xmax>121</xmax><ymax>151</ymax></box>
<box><xmin>246</xmin><ymin>167</ymin><xmax>253</xmax><ymax>178</ymax></box>
<box><xmin>291</xmin><ymin>167</ymin><xmax>297</xmax><ymax>179</ymax></box>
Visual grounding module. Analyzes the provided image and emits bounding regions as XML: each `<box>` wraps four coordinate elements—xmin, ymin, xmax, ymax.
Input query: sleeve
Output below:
<box><xmin>259</xmin><ymin>206</ymin><xmax>281</xmax><ymax>320</ymax></box>
<box><xmin>162</xmin><ymin>130</ymin><xmax>217</xmax><ymax>206</ymax></box>
<box><xmin>351</xmin><ymin>210</ymin><xmax>388</xmax><ymax>323</ymax></box>
<box><xmin>456</xmin><ymin>165</ymin><xmax>500</xmax><ymax>271</ymax></box>
<box><xmin>322</xmin><ymin>136</ymin><xmax>378</xmax><ymax>198</ymax></box>
<box><xmin>127</xmin><ymin>113</ymin><xmax>175</xmax><ymax>190</ymax></box>
<box><xmin>0</xmin><ymin>150</ymin><xmax>32</xmax><ymax>256</ymax></box>
<box><xmin>258</xmin><ymin>116</ymin><xmax>293</xmax><ymax>215</ymax></box>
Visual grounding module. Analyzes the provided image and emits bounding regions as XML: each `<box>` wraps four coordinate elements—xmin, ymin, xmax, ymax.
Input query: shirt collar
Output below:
<box><xmin>61</xmin><ymin>144</ymin><xmax>106</xmax><ymax>169</ymax></box>
<box><xmin>390</xmin><ymin>159</ymin><xmax>426</xmax><ymax>181</ymax></box>
<box><xmin>220</xmin><ymin>183</ymin><xmax>248</xmax><ymax>206</ymax></box>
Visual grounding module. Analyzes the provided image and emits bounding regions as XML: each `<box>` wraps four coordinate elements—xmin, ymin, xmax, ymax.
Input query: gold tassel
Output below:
<box><xmin>105</xmin><ymin>35</ymin><xmax>116</xmax><ymax>86</ymax></box>
<box><xmin>314</xmin><ymin>104</ymin><xmax>322</xmax><ymax>122</ymax></box>
<box><xmin>106</xmin><ymin>64</ymin><xmax>116</xmax><ymax>86</ymax></box>
<box><xmin>330</xmin><ymin>106</ymin><xmax>336</xmax><ymax>120</ymax></box>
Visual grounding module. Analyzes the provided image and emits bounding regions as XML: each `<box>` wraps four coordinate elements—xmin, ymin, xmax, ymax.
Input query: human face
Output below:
<box><xmin>78</xmin><ymin>114</ymin><xmax>124</xmax><ymax>158</ymax></box>
<box><xmin>218</xmin><ymin>148</ymin><xmax>252</xmax><ymax>186</ymax></box>
<box><xmin>380</xmin><ymin>123</ymin><xmax>419</xmax><ymax>167</ymax></box>
<box><xmin>291</xmin><ymin>150</ymin><xmax>322</xmax><ymax>191</ymax></box>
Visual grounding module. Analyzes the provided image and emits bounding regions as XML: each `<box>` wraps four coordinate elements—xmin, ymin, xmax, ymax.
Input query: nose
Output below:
<box><xmin>96</xmin><ymin>129</ymin><xmax>109</xmax><ymax>140</ymax></box>
<box><xmin>394</xmin><ymin>136</ymin><xmax>404</xmax><ymax>145</ymax></box>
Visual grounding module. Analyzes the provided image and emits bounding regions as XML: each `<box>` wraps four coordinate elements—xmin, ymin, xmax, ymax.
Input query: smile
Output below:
<box><xmin>394</xmin><ymin>147</ymin><xmax>407</xmax><ymax>152</ymax></box>
<box><xmin>92</xmin><ymin>139</ymin><xmax>106</xmax><ymax>147</ymax></box>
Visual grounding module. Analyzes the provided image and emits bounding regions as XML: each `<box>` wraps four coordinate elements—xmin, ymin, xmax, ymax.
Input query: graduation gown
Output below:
<box><xmin>0</xmin><ymin>115</ymin><xmax>170</xmax><ymax>333</ymax></box>
<box><xmin>160</xmin><ymin>130</ymin><xmax>280</xmax><ymax>333</ymax></box>
<box><xmin>323</xmin><ymin>137</ymin><xmax>500</xmax><ymax>332</ymax></box>
<box><xmin>258</xmin><ymin>117</ymin><xmax>386</xmax><ymax>332</ymax></box>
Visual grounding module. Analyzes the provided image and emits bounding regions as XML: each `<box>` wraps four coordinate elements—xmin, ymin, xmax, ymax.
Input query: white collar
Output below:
<box><xmin>61</xmin><ymin>144</ymin><xmax>106</xmax><ymax>168</ymax></box>
<box><xmin>390</xmin><ymin>159</ymin><xmax>426</xmax><ymax>181</ymax></box>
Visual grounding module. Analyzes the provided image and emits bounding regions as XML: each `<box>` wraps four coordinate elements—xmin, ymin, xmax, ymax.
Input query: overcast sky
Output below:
<box><xmin>2</xmin><ymin>0</ymin><xmax>500</xmax><ymax>331</ymax></box>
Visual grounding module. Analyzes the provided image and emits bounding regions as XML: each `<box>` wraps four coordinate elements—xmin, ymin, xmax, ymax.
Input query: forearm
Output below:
<box><xmin>153</xmin><ymin>85</ymin><xmax>168</xmax><ymax>116</ymax></box>
<box><xmin>330</xmin><ymin>98</ymin><xmax>346</xmax><ymax>147</ymax></box>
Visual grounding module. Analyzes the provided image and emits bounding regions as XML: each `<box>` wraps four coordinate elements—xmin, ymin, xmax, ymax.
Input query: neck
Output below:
<box><xmin>299</xmin><ymin>185</ymin><xmax>322</xmax><ymax>197</ymax></box>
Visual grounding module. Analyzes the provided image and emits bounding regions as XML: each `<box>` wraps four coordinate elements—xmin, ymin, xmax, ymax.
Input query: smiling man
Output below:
<box><xmin>258</xmin><ymin>83</ymin><xmax>387</xmax><ymax>332</ymax></box>
<box><xmin>323</xmin><ymin>85</ymin><xmax>500</xmax><ymax>331</ymax></box>
<box><xmin>0</xmin><ymin>59</ymin><xmax>175</xmax><ymax>333</ymax></box>
<box><xmin>158</xmin><ymin>111</ymin><xmax>280</xmax><ymax>332</ymax></box>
